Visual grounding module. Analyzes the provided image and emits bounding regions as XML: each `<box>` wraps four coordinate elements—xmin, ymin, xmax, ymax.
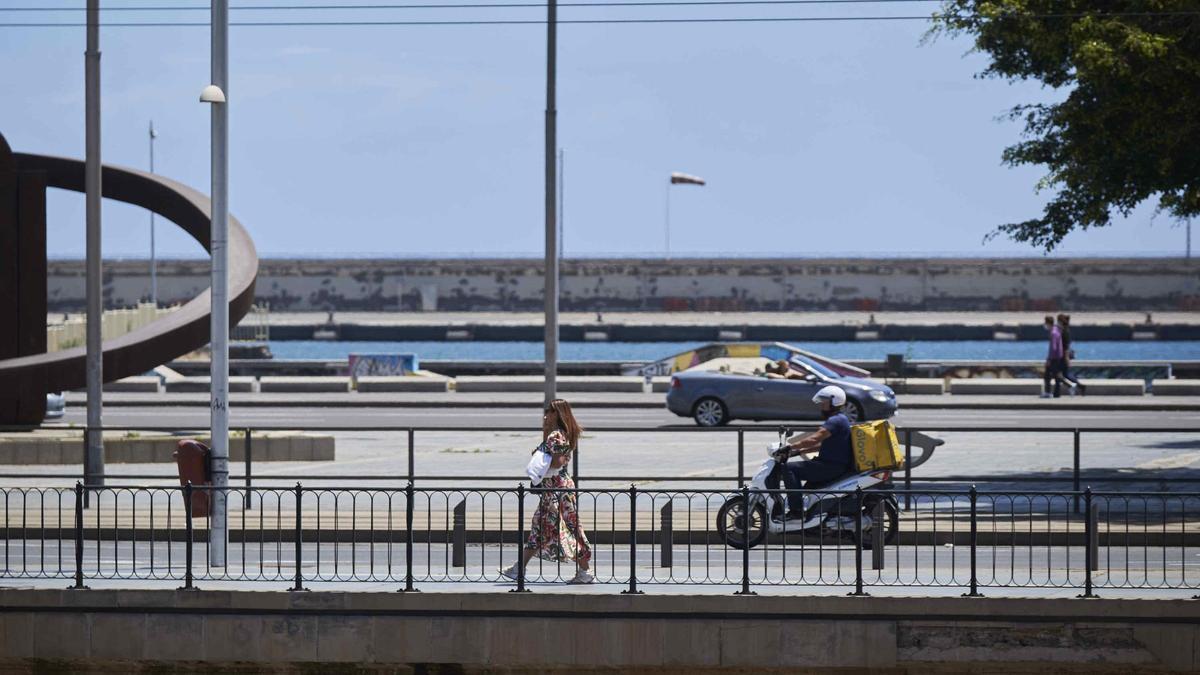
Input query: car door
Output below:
<box><xmin>751</xmin><ymin>377</ymin><xmax>823</xmax><ymax>419</ymax></box>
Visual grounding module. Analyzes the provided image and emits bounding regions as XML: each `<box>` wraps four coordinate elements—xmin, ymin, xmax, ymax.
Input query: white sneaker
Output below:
<box><xmin>567</xmin><ymin>570</ymin><xmax>595</xmax><ymax>585</ymax></box>
<box><xmin>499</xmin><ymin>564</ymin><xmax>521</xmax><ymax>581</ymax></box>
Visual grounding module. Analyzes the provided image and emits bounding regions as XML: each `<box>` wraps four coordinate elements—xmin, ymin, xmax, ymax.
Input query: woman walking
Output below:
<box><xmin>502</xmin><ymin>398</ymin><xmax>594</xmax><ymax>584</ymax></box>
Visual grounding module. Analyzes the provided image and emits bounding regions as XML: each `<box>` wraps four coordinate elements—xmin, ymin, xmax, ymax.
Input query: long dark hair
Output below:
<box><xmin>544</xmin><ymin>398</ymin><xmax>583</xmax><ymax>450</ymax></box>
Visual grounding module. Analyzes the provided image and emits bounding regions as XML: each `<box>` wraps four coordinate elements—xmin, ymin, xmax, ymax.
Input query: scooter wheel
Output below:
<box><xmin>717</xmin><ymin>496</ymin><xmax>768</xmax><ymax>550</ymax></box>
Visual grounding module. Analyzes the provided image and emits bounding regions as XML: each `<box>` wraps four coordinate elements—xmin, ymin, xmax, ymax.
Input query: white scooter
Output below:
<box><xmin>716</xmin><ymin>429</ymin><xmax>900</xmax><ymax>549</ymax></box>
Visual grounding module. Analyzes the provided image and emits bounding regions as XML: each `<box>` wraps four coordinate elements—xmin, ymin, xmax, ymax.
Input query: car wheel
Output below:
<box><xmin>844</xmin><ymin>400</ymin><xmax>865</xmax><ymax>424</ymax></box>
<box><xmin>693</xmin><ymin>397</ymin><xmax>728</xmax><ymax>427</ymax></box>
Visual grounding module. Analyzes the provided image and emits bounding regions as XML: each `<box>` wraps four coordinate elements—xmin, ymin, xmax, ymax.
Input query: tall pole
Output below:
<box><xmin>664</xmin><ymin>182</ymin><xmax>671</xmax><ymax>259</ymax></box>
<box><xmin>209</xmin><ymin>0</ymin><xmax>230</xmax><ymax>567</ymax></box>
<box><xmin>558</xmin><ymin>148</ymin><xmax>564</xmax><ymax>260</ymax></box>
<box><xmin>149</xmin><ymin>120</ymin><xmax>157</xmax><ymax>306</ymax></box>
<box><xmin>84</xmin><ymin>0</ymin><xmax>104</xmax><ymax>493</ymax></box>
<box><xmin>543</xmin><ymin>0</ymin><xmax>558</xmax><ymax>406</ymax></box>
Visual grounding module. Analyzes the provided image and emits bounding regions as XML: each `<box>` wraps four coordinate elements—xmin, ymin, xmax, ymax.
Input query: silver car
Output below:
<box><xmin>666</xmin><ymin>354</ymin><xmax>898</xmax><ymax>426</ymax></box>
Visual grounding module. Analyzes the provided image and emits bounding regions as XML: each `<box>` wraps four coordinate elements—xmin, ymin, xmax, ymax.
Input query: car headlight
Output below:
<box><xmin>869</xmin><ymin>390</ymin><xmax>890</xmax><ymax>403</ymax></box>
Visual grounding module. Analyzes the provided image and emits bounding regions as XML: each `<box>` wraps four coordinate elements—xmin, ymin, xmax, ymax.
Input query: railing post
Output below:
<box><xmin>903</xmin><ymin>430</ymin><xmax>912</xmax><ymax>510</ymax></box>
<box><xmin>850</xmin><ymin>487</ymin><xmax>868</xmax><ymax>596</ymax></box>
<box><xmin>512</xmin><ymin>483</ymin><xmax>530</xmax><ymax>593</ymax></box>
<box><xmin>81</xmin><ymin>433</ymin><xmax>90</xmax><ymax>509</ymax></box>
<box><xmin>407</xmin><ymin>428</ymin><xmax>415</xmax><ymax>485</ymax></box>
<box><xmin>871</xmin><ymin>500</ymin><xmax>884</xmax><ymax>571</ymax></box>
<box><xmin>290</xmin><ymin>483</ymin><xmax>306</xmax><ymax>591</ymax></box>
<box><xmin>660</xmin><ymin>501</ymin><xmax>673</xmax><ymax>568</ymax></box>
<box><xmin>452</xmin><ymin>499</ymin><xmax>466</xmax><ymax>568</ymax></box>
<box><xmin>70</xmin><ymin>482</ymin><xmax>88</xmax><ymax>590</ymax></box>
<box><xmin>622</xmin><ymin>485</ymin><xmax>643</xmax><ymax>594</ymax></box>
<box><xmin>180</xmin><ymin>482</ymin><xmax>195</xmax><ymax>591</ymax></box>
<box><xmin>963</xmin><ymin>485</ymin><xmax>983</xmax><ymax>597</ymax></box>
<box><xmin>1078</xmin><ymin>487</ymin><xmax>1098</xmax><ymax>598</ymax></box>
<box><xmin>1072</xmin><ymin>429</ymin><xmax>1081</xmax><ymax>514</ymax></box>
<box><xmin>737</xmin><ymin>429</ymin><xmax>745</xmax><ymax>488</ymax></box>
<box><xmin>401</xmin><ymin>481</ymin><xmax>419</xmax><ymax>592</ymax></box>
<box><xmin>243</xmin><ymin>427</ymin><xmax>252</xmax><ymax>509</ymax></box>
<box><xmin>734</xmin><ymin>484</ymin><xmax>756</xmax><ymax>595</ymax></box>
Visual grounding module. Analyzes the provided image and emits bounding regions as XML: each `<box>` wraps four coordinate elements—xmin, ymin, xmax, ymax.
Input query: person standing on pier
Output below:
<box><xmin>1042</xmin><ymin>315</ymin><xmax>1065</xmax><ymax>398</ymax></box>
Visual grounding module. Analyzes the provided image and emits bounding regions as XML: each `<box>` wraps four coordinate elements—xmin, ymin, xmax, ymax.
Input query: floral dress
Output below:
<box><xmin>526</xmin><ymin>430</ymin><xmax>592</xmax><ymax>566</ymax></box>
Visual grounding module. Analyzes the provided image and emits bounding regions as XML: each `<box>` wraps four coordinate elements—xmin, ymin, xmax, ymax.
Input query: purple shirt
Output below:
<box><xmin>1047</xmin><ymin>325</ymin><xmax>1064</xmax><ymax>360</ymax></box>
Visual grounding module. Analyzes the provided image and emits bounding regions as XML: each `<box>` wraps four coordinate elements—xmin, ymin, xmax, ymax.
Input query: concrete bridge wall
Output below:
<box><xmin>48</xmin><ymin>257</ymin><xmax>1200</xmax><ymax>312</ymax></box>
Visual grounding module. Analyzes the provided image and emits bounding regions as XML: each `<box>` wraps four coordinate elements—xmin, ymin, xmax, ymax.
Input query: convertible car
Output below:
<box><xmin>665</xmin><ymin>353</ymin><xmax>898</xmax><ymax>426</ymax></box>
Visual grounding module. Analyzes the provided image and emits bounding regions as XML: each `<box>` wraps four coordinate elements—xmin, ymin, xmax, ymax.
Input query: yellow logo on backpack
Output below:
<box><xmin>851</xmin><ymin>419</ymin><xmax>903</xmax><ymax>471</ymax></box>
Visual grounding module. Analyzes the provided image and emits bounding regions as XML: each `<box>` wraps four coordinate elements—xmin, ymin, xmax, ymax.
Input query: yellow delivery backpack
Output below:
<box><xmin>851</xmin><ymin>419</ymin><xmax>903</xmax><ymax>472</ymax></box>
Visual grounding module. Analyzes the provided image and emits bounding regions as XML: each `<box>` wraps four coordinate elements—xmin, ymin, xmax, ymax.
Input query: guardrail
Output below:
<box><xmin>2</xmin><ymin>483</ymin><xmax>1196</xmax><ymax>596</ymax></box>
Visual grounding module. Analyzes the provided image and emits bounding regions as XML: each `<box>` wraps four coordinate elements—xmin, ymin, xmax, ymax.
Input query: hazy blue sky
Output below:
<box><xmin>0</xmin><ymin>3</ymin><xmax>1189</xmax><ymax>258</ymax></box>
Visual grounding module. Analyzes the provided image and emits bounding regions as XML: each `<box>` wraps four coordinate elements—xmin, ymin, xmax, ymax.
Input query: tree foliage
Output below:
<box><xmin>932</xmin><ymin>1</ymin><xmax>1200</xmax><ymax>250</ymax></box>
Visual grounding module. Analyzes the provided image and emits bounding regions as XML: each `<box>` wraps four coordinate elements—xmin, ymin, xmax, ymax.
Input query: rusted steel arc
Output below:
<box><xmin>0</xmin><ymin>153</ymin><xmax>258</xmax><ymax>393</ymax></box>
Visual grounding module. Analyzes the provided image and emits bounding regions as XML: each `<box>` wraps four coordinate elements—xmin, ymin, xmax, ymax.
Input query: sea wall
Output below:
<box><xmin>48</xmin><ymin>257</ymin><xmax>1200</xmax><ymax>312</ymax></box>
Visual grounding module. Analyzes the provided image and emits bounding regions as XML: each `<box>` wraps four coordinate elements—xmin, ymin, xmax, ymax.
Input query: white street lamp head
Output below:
<box><xmin>199</xmin><ymin>85</ymin><xmax>226</xmax><ymax>104</ymax></box>
<box><xmin>670</xmin><ymin>172</ymin><xmax>706</xmax><ymax>186</ymax></box>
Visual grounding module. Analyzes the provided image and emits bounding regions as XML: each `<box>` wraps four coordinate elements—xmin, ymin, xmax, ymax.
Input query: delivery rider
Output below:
<box><xmin>765</xmin><ymin>385</ymin><xmax>854</xmax><ymax>519</ymax></box>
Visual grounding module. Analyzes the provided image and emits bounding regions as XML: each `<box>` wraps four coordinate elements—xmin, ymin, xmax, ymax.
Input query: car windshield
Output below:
<box><xmin>788</xmin><ymin>354</ymin><xmax>839</xmax><ymax>379</ymax></box>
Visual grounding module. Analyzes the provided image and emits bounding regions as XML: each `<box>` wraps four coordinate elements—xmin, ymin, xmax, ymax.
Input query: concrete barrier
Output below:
<box><xmin>1078</xmin><ymin>378</ymin><xmax>1146</xmax><ymax>396</ymax></box>
<box><xmin>164</xmin><ymin>376</ymin><xmax>256</xmax><ymax>393</ymax></box>
<box><xmin>0</xmin><ymin>432</ymin><xmax>335</xmax><ymax>464</ymax></box>
<box><xmin>101</xmin><ymin>376</ymin><xmax>161</xmax><ymax>393</ymax></box>
<box><xmin>259</xmin><ymin>376</ymin><xmax>349</xmax><ymax>393</ymax></box>
<box><xmin>1153</xmin><ymin>379</ymin><xmax>1200</xmax><ymax>396</ymax></box>
<box><xmin>456</xmin><ymin>376</ymin><xmax>645</xmax><ymax>393</ymax></box>
<box><xmin>884</xmin><ymin>378</ymin><xmax>945</xmax><ymax>395</ymax></box>
<box><xmin>949</xmin><ymin>378</ymin><xmax>1043</xmax><ymax>395</ymax></box>
<box><xmin>355</xmin><ymin>376</ymin><xmax>450</xmax><ymax>393</ymax></box>
<box><xmin>2</xmin><ymin>589</ymin><xmax>1197</xmax><ymax>671</ymax></box>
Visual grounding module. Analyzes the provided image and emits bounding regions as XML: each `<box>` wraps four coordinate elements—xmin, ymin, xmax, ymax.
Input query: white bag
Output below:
<box><xmin>525</xmin><ymin>450</ymin><xmax>552</xmax><ymax>485</ymax></box>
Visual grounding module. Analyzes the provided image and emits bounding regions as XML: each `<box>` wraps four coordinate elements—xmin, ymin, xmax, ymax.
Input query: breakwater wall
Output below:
<box><xmin>48</xmin><ymin>257</ymin><xmax>1200</xmax><ymax>312</ymax></box>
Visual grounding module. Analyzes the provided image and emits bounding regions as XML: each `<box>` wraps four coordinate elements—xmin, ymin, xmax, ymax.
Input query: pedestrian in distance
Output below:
<box><xmin>1057</xmin><ymin>313</ymin><xmax>1086</xmax><ymax>396</ymax></box>
<box><xmin>1042</xmin><ymin>315</ymin><xmax>1066</xmax><ymax>398</ymax></box>
<box><xmin>502</xmin><ymin>398</ymin><xmax>594</xmax><ymax>585</ymax></box>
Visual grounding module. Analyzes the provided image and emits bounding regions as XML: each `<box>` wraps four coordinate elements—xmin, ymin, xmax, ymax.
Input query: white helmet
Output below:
<box><xmin>812</xmin><ymin>385</ymin><xmax>847</xmax><ymax>408</ymax></box>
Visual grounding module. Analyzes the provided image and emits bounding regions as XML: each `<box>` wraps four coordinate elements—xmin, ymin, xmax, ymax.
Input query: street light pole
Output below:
<box><xmin>543</xmin><ymin>0</ymin><xmax>558</xmax><ymax>406</ymax></box>
<box><xmin>84</xmin><ymin>0</ymin><xmax>105</xmax><ymax>494</ymax></box>
<box><xmin>148</xmin><ymin>120</ymin><xmax>157</xmax><ymax>306</ymax></box>
<box><xmin>664</xmin><ymin>172</ymin><xmax>706</xmax><ymax>260</ymax></box>
<box><xmin>207</xmin><ymin>0</ymin><xmax>231</xmax><ymax>567</ymax></box>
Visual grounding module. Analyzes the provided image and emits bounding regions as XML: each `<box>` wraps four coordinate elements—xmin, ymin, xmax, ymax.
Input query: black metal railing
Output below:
<box><xmin>2</xmin><ymin>483</ymin><xmax>1198</xmax><ymax>596</ymax></box>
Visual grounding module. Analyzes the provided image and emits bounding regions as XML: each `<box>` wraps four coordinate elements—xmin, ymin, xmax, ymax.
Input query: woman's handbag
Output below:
<box><xmin>525</xmin><ymin>450</ymin><xmax>552</xmax><ymax>485</ymax></box>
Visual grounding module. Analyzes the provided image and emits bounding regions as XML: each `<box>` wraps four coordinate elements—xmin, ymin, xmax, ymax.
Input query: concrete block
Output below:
<box><xmin>260</xmin><ymin>616</ymin><xmax>318</xmax><ymax>662</ymax></box>
<box><xmin>1078</xmin><ymin>379</ymin><xmax>1145</xmax><ymax>396</ymax></box>
<box><xmin>1152</xmin><ymin>379</ymin><xmax>1200</xmax><ymax>396</ymax></box>
<box><xmin>373</xmin><ymin>617</ymin><xmax>425</xmax><ymax>664</ymax></box>
<box><xmin>33</xmin><ymin>612</ymin><xmax>89</xmax><ymax>660</ymax></box>
<box><xmin>0</xmin><ymin>612</ymin><xmax>36</xmax><ymax>659</ymax></box>
<box><xmin>455</xmin><ymin>375</ymin><xmax>645</xmax><ymax>393</ymax></box>
<box><xmin>317</xmin><ymin>615</ymin><xmax>374</xmax><ymax>662</ymax></box>
<box><xmin>165</xmin><ymin>376</ymin><xmax>255</xmax><ymax>393</ymax></box>
<box><xmin>203</xmin><ymin>616</ymin><xmax>262</xmax><ymax>662</ymax></box>
<box><xmin>312</xmin><ymin>436</ymin><xmax>336</xmax><ymax>461</ymax></box>
<box><xmin>89</xmin><ymin>613</ymin><xmax>147</xmax><ymax>660</ymax></box>
<box><xmin>559</xmin><ymin>376</ymin><xmax>645</xmax><ymax>393</ymax></box>
<box><xmin>777</xmin><ymin>620</ymin><xmax>897</xmax><ymax>668</ymax></box>
<box><xmin>128</xmin><ymin>440</ymin><xmax>156</xmax><ymax>464</ymax></box>
<box><xmin>652</xmin><ymin>376</ymin><xmax>672</xmax><ymax>393</ymax></box>
<box><xmin>885</xmin><ymin>378</ymin><xmax>945</xmax><ymax>395</ymax></box>
<box><xmin>355</xmin><ymin>376</ymin><xmax>449</xmax><ymax>393</ymax></box>
<box><xmin>259</xmin><ymin>376</ymin><xmax>348</xmax><ymax>393</ymax></box>
<box><xmin>103</xmin><ymin>376</ymin><xmax>161</xmax><ymax>393</ymax></box>
<box><xmin>144</xmin><ymin>613</ymin><xmax>203</xmax><ymax>661</ymax></box>
<box><xmin>719</xmin><ymin>620</ymin><xmax>781</xmax><ymax>668</ymax></box>
<box><xmin>289</xmin><ymin>435</ymin><xmax>314</xmax><ymax>461</ymax></box>
<box><xmin>949</xmin><ymin>378</ymin><xmax>1043</xmax><ymax>395</ymax></box>
<box><xmin>662</xmin><ymin>619</ymin><xmax>720</xmax><ymax>667</ymax></box>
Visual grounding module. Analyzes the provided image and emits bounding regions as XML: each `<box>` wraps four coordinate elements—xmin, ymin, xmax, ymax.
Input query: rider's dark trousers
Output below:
<box><xmin>766</xmin><ymin>459</ymin><xmax>847</xmax><ymax>516</ymax></box>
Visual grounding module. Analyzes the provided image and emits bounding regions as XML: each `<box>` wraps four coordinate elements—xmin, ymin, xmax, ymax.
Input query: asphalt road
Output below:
<box><xmin>56</xmin><ymin>404</ymin><xmax>1200</xmax><ymax>430</ymax></box>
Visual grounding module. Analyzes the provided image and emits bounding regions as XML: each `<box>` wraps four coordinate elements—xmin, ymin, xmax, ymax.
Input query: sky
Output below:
<box><xmin>0</xmin><ymin>2</ymin><xmax>1191</xmax><ymax>259</ymax></box>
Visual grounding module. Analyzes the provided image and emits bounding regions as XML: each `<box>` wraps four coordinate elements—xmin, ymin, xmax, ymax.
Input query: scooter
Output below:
<box><xmin>716</xmin><ymin>428</ymin><xmax>900</xmax><ymax>549</ymax></box>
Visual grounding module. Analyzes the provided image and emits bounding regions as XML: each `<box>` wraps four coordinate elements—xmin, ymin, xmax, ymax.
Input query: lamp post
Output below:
<box><xmin>148</xmin><ymin>120</ymin><xmax>157</xmax><ymax>306</ymax></box>
<box><xmin>664</xmin><ymin>172</ymin><xmax>705</xmax><ymax>259</ymax></box>
<box><xmin>84</xmin><ymin>0</ymin><xmax>104</xmax><ymax>495</ymax></box>
<box><xmin>200</xmin><ymin>0</ymin><xmax>230</xmax><ymax>567</ymax></box>
<box><xmin>543</xmin><ymin>0</ymin><xmax>558</xmax><ymax>406</ymax></box>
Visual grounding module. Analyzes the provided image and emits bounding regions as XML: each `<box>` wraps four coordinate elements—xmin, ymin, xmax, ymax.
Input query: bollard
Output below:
<box><xmin>180</xmin><ymin>482</ymin><xmax>195</xmax><ymax>591</ymax></box>
<box><xmin>401</xmin><ymin>482</ymin><xmax>419</xmax><ymax>592</ymax></box>
<box><xmin>1078</xmin><ymin>487</ymin><xmax>1098</xmax><ymax>598</ymax></box>
<box><xmin>903</xmin><ymin>430</ymin><xmax>912</xmax><ymax>510</ymax></box>
<box><xmin>622</xmin><ymin>485</ymin><xmax>644</xmax><ymax>594</ymax></box>
<box><xmin>291</xmin><ymin>483</ymin><xmax>306</xmax><ymax>592</ymax></box>
<box><xmin>963</xmin><ymin>485</ymin><xmax>983</xmax><ymax>597</ymax></box>
<box><xmin>70</xmin><ymin>482</ymin><xmax>88</xmax><ymax>590</ymax></box>
<box><xmin>1072</xmin><ymin>430</ymin><xmax>1081</xmax><ymax>514</ymax></box>
<box><xmin>737</xmin><ymin>430</ymin><xmax>745</xmax><ymax>488</ymax></box>
<box><xmin>407</xmin><ymin>428</ymin><xmax>415</xmax><ymax>484</ymax></box>
<box><xmin>660</xmin><ymin>501</ymin><xmax>673</xmax><ymax>568</ymax></box>
<box><xmin>850</xmin><ymin>487</ymin><xmax>868</xmax><ymax>596</ymax></box>
<box><xmin>243</xmin><ymin>428</ymin><xmax>253</xmax><ymax>509</ymax></box>
<box><xmin>512</xmin><ymin>483</ymin><xmax>530</xmax><ymax>593</ymax></box>
<box><xmin>1088</xmin><ymin>500</ymin><xmax>1099</xmax><ymax>573</ymax></box>
<box><xmin>452</xmin><ymin>500</ymin><xmax>466</xmax><ymax>568</ymax></box>
<box><xmin>734</xmin><ymin>485</ymin><xmax>756</xmax><ymax>595</ymax></box>
<box><xmin>871</xmin><ymin>500</ymin><xmax>884</xmax><ymax>571</ymax></box>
